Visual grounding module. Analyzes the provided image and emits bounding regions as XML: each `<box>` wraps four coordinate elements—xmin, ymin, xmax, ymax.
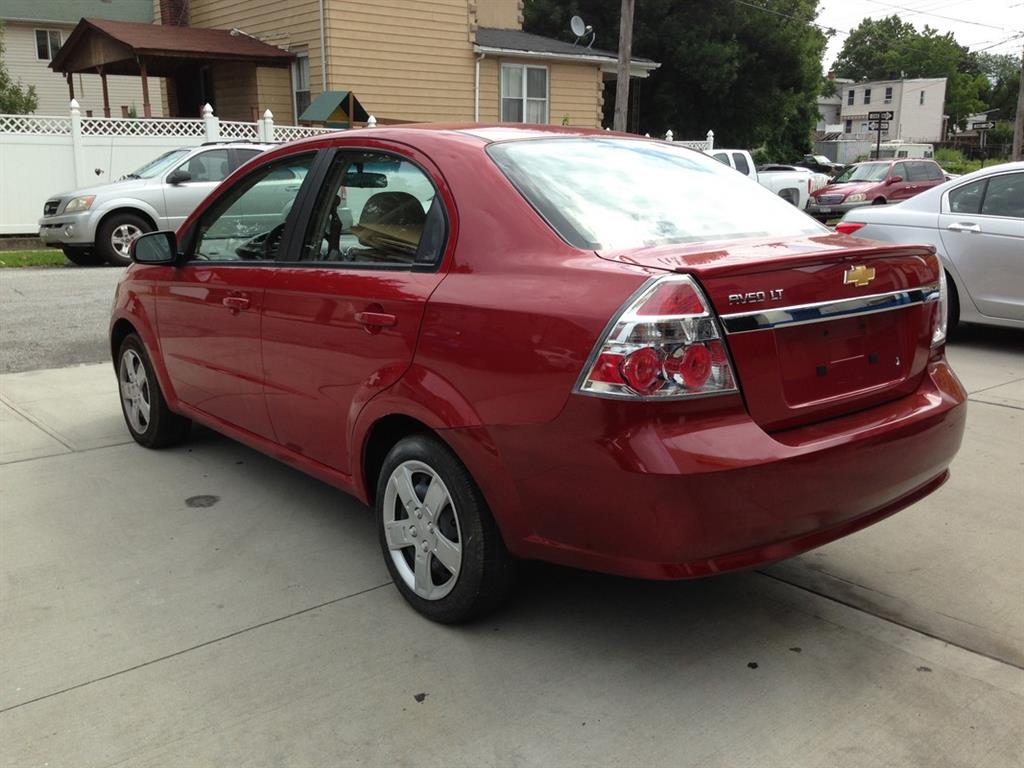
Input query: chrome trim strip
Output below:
<box><xmin>720</xmin><ymin>284</ymin><xmax>940</xmax><ymax>334</ymax></box>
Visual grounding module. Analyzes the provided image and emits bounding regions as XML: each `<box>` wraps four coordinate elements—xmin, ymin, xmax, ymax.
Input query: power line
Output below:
<box><xmin>731</xmin><ymin>0</ymin><xmax>852</xmax><ymax>37</ymax></box>
<box><xmin>859</xmin><ymin>0</ymin><xmax>1023</xmax><ymax>33</ymax></box>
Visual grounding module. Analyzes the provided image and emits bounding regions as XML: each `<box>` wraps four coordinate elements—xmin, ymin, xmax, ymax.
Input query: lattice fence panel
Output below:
<box><xmin>80</xmin><ymin>118</ymin><xmax>206</xmax><ymax>137</ymax></box>
<box><xmin>0</xmin><ymin>115</ymin><xmax>72</xmax><ymax>135</ymax></box>
<box><xmin>274</xmin><ymin>125</ymin><xmax>338</xmax><ymax>142</ymax></box>
<box><xmin>219</xmin><ymin>121</ymin><xmax>260</xmax><ymax>140</ymax></box>
<box><xmin>676</xmin><ymin>140</ymin><xmax>710</xmax><ymax>151</ymax></box>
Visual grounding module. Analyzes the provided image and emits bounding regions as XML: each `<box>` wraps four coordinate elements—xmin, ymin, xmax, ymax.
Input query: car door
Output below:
<box><xmin>260</xmin><ymin>147</ymin><xmax>451</xmax><ymax>474</ymax></box>
<box><xmin>886</xmin><ymin>162</ymin><xmax>915</xmax><ymax>201</ymax></box>
<box><xmin>162</xmin><ymin>148</ymin><xmax>233</xmax><ymax>231</ymax></box>
<box><xmin>939</xmin><ymin>170</ymin><xmax>1024</xmax><ymax>320</ymax></box>
<box><xmin>152</xmin><ymin>152</ymin><xmax>318</xmax><ymax>437</ymax></box>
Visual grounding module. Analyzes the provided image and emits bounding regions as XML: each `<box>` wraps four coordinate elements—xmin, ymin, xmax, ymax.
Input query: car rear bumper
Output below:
<box><xmin>470</xmin><ymin>358</ymin><xmax>966</xmax><ymax>580</ymax></box>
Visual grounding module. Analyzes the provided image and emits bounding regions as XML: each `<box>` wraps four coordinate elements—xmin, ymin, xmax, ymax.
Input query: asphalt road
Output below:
<box><xmin>0</xmin><ymin>266</ymin><xmax>123</xmax><ymax>373</ymax></box>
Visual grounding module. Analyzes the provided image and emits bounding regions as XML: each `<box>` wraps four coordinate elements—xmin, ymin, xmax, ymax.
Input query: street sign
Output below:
<box><xmin>868</xmin><ymin>110</ymin><xmax>895</xmax><ymax>120</ymax></box>
<box><xmin>971</xmin><ymin>121</ymin><xmax>996</xmax><ymax>130</ymax></box>
<box><xmin>868</xmin><ymin>121</ymin><xmax>890</xmax><ymax>131</ymax></box>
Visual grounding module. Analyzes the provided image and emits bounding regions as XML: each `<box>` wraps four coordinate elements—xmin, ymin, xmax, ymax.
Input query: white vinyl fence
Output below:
<box><xmin>662</xmin><ymin>129</ymin><xmax>715</xmax><ymax>151</ymax></box>
<box><xmin>0</xmin><ymin>101</ymin><xmax>367</xmax><ymax>235</ymax></box>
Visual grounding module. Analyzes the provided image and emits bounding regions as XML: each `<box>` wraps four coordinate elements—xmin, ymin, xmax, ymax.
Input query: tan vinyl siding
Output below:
<box><xmin>327</xmin><ymin>0</ymin><xmax>476</xmax><ymax>122</ymax></box>
<box><xmin>479</xmin><ymin>57</ymin><xmax>602</xmax><ymax>128</ymax></box>
<box><xmin>2</xmin><ymin>21</ymin><xmax>163</xmax><ymax>116</ymax></box>
<box><xmin>211</xmin><ymin>62</ymin><xmax>258</xmax><ymax>121</ymax></box>
<box><xmin>184</xmin><ymin>0</ymin><xmax>321</xmax><ymax>112</ymax></box>
<box><xmin>474</xmin><ymin>0</ymin><xmax>523</xmax><ymax>29</ymax></box>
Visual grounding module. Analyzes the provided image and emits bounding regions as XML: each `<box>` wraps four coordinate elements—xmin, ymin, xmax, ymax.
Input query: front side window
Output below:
<box><xmin>126</xmin><ymin>149</ymin><xmax>190</xmax><ymax>179</ymax></box>
<box><xmin>35</xmin><ymin>29</ymin><xmax>62</xmax><ymax>60</ymax></box>
<box><xmin>891</xmin><ymin>162</ymin><xmax>909</xmax><ymax>181</ymax></box>
<box><xmin>487</xmin><ymin>138</ymin><xmax>825</xmax><ymax>251</ymax></box>
<box><xmin>292</xmin><ymin>52</ymin><xmax>311</xmax><ymax>118</ymax></box>
<box><xmin>192</xmin><ymin>153</ymin><xmax>314</xmax><ymax>262</ymax></box>
<box><xmin>301</xmin><ymin>151</ymin><xmax>445</xmax><ymax>267</ymax></box>
<box><xmin>501</xmin><ymin>64</ymin><xmax>548</xmax><ymax>123</ymax></box>
<box><xmin>980</xmin><ymin>173</ymin><xmax>1024</xmax><ymax>218</ymax></box>
<box><xmin>175</xmin><ymin>149</ymin><xmax>232</xmax><ymax>183</ymax></box>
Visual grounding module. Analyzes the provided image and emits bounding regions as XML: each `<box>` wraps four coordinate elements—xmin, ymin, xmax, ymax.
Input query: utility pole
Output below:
<box><xmin>1013</xmin><ymin>44</ymin><xmax>1023</xmax><ymax>161</ymax></box>
<box><xmin>613</xmin><ymin>0</ymin><xmax>635</xmax><ymax>132</ymax></box>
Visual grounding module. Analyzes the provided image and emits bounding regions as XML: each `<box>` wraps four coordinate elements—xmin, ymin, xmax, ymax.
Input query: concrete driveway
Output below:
<box><xmin>1</xmin><ymin>330</ymin><xmax>1022</xmax><ymax>766</ymax></box>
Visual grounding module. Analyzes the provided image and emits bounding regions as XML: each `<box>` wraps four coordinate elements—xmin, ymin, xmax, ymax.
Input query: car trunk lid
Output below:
<box><xmin>597</xmin><ymin>234</ymin><xmax>942</xmax><ymax>431</ymax></box>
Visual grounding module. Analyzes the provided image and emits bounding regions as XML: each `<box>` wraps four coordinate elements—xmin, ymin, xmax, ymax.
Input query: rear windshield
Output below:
<box><xmin>487</xmin><ymin>138</ymin><xmax>825</xmax><ymax>250</ymax></box>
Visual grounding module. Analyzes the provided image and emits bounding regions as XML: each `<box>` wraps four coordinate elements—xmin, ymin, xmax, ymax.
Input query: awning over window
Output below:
<box><xmin>299</xmin><ymin>91</ymin><xmax>370</xmax><ymax>126</ymax></box>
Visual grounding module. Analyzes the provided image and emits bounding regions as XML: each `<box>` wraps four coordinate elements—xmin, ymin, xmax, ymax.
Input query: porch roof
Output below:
<box><xmin>50</xmin><ymin>17</ymin><xmax>294</xmax><ymax>77</ymax></box>
<box><xmin>474</xmin><ymin>28</ymin><xmax>659</xmax><ymax>78</ymax></box>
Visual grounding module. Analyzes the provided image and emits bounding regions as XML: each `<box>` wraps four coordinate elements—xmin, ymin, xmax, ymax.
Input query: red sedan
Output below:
<box><xmin>111</xmin><ymin>125</ymin><xmax>966</xmax><ymax>622</ymax></box>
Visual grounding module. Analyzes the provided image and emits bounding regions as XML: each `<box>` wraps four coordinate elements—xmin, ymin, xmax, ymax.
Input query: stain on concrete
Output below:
<box><xmin>789</xmin><ymin>647</ymin><xmax>802</xmax><ymax>653</ymax></box>
<box><xmin>747</xmin><ymin>662</ymin><xmax>759</xmax><ymax>669</ymax></box>
<box><xmin>185</xmin><ymin>495</ymin><xmax>220</xmax><ymax>508</ymax></box>
<box><xmin>414</xmin><ymin>692</ymin><xmax>428</xmax><ymax>703</ymax></box>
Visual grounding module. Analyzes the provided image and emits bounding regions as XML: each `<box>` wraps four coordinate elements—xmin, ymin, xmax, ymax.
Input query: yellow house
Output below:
<box><xmin>149</xmin><ymin>0</ymin><xmax>658</xmax><ymax>126</ymax></box>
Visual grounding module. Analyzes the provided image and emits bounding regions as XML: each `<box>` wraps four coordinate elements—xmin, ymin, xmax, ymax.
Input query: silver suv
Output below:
<box><xmin>38</xmin><ymin>142</ymin><xmax>274</xmax><ymax>266</ymax></box>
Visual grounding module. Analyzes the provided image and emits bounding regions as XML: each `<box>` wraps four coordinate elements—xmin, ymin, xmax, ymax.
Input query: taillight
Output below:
<box><xmin>931</xmin><ymin>268</ymin><xmax>948</xmax><ymax>348</ymax></box>
<box><xmin>835</xmin><ymin>221</ymin><xmax>865</xmax><ymax>235</ymax></box>
<box><xmin>575</xmin><ymin>275</ymin><xmax>739</xmax><ymax>400</ymax></box>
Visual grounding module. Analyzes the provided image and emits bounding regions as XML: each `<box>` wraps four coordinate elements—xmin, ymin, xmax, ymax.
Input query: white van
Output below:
<box><xmin>870</xmin><ymin>142</ymin><xmax>935</xmax><ymax>160</ymax></box>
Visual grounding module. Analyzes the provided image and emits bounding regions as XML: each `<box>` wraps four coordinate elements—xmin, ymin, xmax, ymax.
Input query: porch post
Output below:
<box><xmin>100</xmin><ymin>68</ymin><xmax>111</xmax><ymax>118</ymax></box>
<box><xmin>347</xmin><ymin>91</ymin><xmax>354</xmax><ymax>128</ymax></box>
<box><xmin>66</xmin><ymin>73</ymin><xmax>75</xmax><ymax>101</ymax></box>
<box><xmin>139</xmin><ymin>59</ymin><xmax>152</xmax><ymax>118</ymax></box>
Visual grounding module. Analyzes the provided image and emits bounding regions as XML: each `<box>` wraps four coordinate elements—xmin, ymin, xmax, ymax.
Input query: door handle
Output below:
<box><xmin>222</xmin><ymin>296</ymin><xmax>250</xmax><ymax>312</ymax></box>
<box><xmin>354</xmin><ymin>311</ymin><xmax>397</xmax><ymax>328</ymax></box>
<box><xmin>947</xmin><ymin>222</ymin><xmax>981</xmax><ymax>233</ymax></box>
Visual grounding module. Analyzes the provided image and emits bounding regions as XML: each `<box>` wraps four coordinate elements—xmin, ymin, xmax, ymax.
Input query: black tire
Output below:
<box><xmin>116</xmin><ymin>334</ymin><xmax>191</xmax><ymax>448</ymax></box>
<box><xmin>61</xmin><ymin>246</ymin><xmax>104</xmax><ymax>266</ymax></box>
<box><xmin>946</xmin><ymin>271</ymin><xmax>960</xmax><ymax>332</ymax></box>
<box><xmin>376</xmin><ymin>434</ymin><xmax>516</xmax><ymax>623</ymax></box>
<box><xmin>97</xmin><ymin>212</ymin><xmax>152</xmax><ymax>266</ymax></box>
<box><xmin>872</xmin><ymin>197</ymin><xmax>887</xmax><ymax>205</ymax></box>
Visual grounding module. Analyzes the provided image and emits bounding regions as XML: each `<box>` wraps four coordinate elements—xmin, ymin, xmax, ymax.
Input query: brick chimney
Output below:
<box><xmin>159</xmin><ymin>0</ymin><xmax>190</xmax><ymax>26</ymax></box>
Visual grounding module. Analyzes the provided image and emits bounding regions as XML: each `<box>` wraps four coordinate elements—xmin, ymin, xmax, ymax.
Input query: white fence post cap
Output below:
<box><xmin>202</xmin><ymin>103</ymin><xmax>214</xmax><ymax>117</ymax></box>
<box><xmin>263</xmin><ymin>109</ymin><xmax>274</xmax><ymax>119</ymax></box>
<box><xmin>69</xmin><ymin>99</ymin><xmax>80</xmax><ymax>112</ymax></box>
<box><xmin>366</xmin><ymin>115</ymin><xmax>377</xmax><ymax>127</ymax></box>
<box><xmin>665</xmin><ymin>129</ymin><xmax>674</xmax><ymax>141</ymax></box>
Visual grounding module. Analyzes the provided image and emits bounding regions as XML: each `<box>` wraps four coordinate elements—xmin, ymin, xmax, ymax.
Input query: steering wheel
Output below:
<box><xmin>235</xmin><ymin>222</ymin><xmax>286</xmax><ymax>260</ymax></box>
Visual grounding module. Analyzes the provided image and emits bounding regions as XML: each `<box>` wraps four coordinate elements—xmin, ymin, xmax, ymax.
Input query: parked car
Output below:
<box><xmin>837</xmin><ymin>161</ymin><xmax>1024</xmax><ymax>330</ymax></box>
<box><xmin>797</xmin><ymin>154</ymin><xmax>846</xmax><ymax>176</ymax></box>
<box><xmin>707</xmin><ymin>148</ymin><xmax>815</xmax><ymax>207</ymax></box>
<box><xmin>111</xmin><ymin>126</ymin><xmax>965</xmax><ymax>623</ymax></box>
<box><xmin>38</xmin><ymin>142</ymin><xmax>274</xmax><ymax>266</ymax></box>
<box><xmin>806</xmin><ymin>159</ymin><xmax>947</xmax><ymax>220</ymax></box>
<box><xmin>757</xmin><ymin>164</ymin><xmax>831</xmax><ymax>193</ymax></box>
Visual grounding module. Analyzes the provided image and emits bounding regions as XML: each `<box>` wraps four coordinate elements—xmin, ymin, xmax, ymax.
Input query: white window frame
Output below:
<box><xmin>500</xmin><ymin>63</ymin><xmax>549</xmax><ymax>124</ymax></box>
<box><xmin>291</xmin><ymin>51</ymin><xmax>311</xmax><ymax>121</ymax></box>
<box><xmin>884</xmin><ymin>86</ymin><xmax>893</xmax><ymax>104</ymax></box>
<box><xmin>847</xmin><ymin>89</ymin><xmax>855</xmax><ymax>106</ymax></box>
<box><xmin>863</xmin><ymin>88</ymin><xmax>871</xmax><ymax>105</ymax></box>
<box><xmin>35</xmin><ymin>28</ymin><xmax>62</xmax><ymax>61</ymax></box>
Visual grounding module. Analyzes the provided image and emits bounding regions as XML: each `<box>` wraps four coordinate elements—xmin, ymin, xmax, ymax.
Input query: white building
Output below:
<box><xmin>1</xmin><ymin>0</ymin><xmax>162</xmax><ymax>117</ymax></box>
<box><xmin>838</xmin><ymin>78</ymin><xmax>947</xmax><ymax>142</ymax></box>
<box><xmin>816</xmin><ymin>77</ymin><xmax>852</xmax><ymax>133</ymax></box>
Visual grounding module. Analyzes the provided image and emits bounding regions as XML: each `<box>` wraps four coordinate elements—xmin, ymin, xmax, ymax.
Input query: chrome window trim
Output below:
<box><xmin>720</xmin><ymin>284</ymin><xmax>940</xmax><ymax>334</ymax></box>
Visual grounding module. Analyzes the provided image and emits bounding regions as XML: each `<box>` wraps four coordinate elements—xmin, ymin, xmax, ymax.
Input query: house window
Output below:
<box><xmin>863</xmin><ymin>88</ymin><xmax>871</xmax><ymax>105</ymax></box>
<box><xmin>919</xmin><ymin>91</ymin><xmax>925</xmax><ymax>105</ymax></box>
<box><xmin>884</xmin><ymin>86</ymin><xmax>893</xmax><ymax>103</ymax></box>
<box><xmin>847</xmin><ymin>89</ymin><xmax>854</xmax><ymax>106</ymax></box>
<box><xmin>35</xmin><ymin>29</ymin><xmax>62</xmax><ymax>60</ymax></box>
<box><xmin>845</xmin><ymin>119</ymin><xmax>853</xmax><ymax>133</ymax></box>
<box><xmin>292</xmin><ymin>52</ymin><xmax>311</xmax><ymax>119</ymax></box>
<box><xmin>501</xmin><ymin>64</ymin><xmax>548</xmax><ymax>123</ymax></box>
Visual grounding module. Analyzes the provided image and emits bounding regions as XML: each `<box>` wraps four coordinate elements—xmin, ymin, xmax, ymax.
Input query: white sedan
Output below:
<box><xmin>837</xmin><ymin>161</ymin><xmax>1023</xmax><ymax>330</ymax></box>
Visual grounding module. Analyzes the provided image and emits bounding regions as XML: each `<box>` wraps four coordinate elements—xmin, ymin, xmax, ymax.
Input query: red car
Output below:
<box><xmin>111</xmin><ymin>126</ymin><xmax>966</xmax><ymax>623</ymax></box>
<box><xmin>807</xmin><ymin>159</ymin><xmax>947</xmax><ymax>220</ymax></box>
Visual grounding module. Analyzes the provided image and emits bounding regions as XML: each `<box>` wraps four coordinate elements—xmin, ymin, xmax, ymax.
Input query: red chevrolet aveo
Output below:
<box><xmin>111</xmin><ymin>125</ymin><xmax>966</xmax><ymax>622</ymax></box>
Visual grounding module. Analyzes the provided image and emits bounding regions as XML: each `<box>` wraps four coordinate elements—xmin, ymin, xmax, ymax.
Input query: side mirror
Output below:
<box><xmin>167</xmin><ymin>169</ymin><xmax>191</xmax><ymax>185</ymax></box>
<box><xmin>132</xmin><ymin>231</ymin><xmax>178</xmax><ymax>265</ymax></box>
<box><xmin>887</xmin><ymin>175</ymin><xmax>903</xmax><ymax>185</ymax></box>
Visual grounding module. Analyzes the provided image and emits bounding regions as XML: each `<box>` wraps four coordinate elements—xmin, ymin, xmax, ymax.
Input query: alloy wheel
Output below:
<box><xmin>382</xmin><ymin>460</ymin><xmax>462</xmax><ymax>600</ymax></box>
<box><xmin>119</xmin><ymin>349</ymin><xmax>151</xmax><ymax>434</ymax></box>
<box><xmin>111</xmin><ymin>223</ymin><xmax>142</xmax><ymax>257</ymax></box>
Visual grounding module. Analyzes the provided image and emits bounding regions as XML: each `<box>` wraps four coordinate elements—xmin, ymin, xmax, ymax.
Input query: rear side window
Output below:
<box><xmin>919</xmin><ymin>162</ymin><xmax>944</xmax><ymax>181</ymax></box>
<box><xmin>980</xmin><ymin>173</ymin><xmax>1023</xmax><ymax>218</ymax></box>
<box><xmin>487</xmin><ymin>138</ymin><xmax>825</xmax><ymax>250</ymax></box>
<box><xmin>179</xmin><ymin>149</ymin><xmax>231</xmax><ymax>183</ymax></box>
<box><xmin>731</xmin><ymin>152</ymin><xmax>750</xmax><ymax>175</ymax></box>
<box><xmin>301</xmin><ymin>151</ymin><xmax>446</xmax><ymax>267</ymax></box>
<box><xmin>948</xmin><ymin>179</ymin><xmax>985</xmax><ymax>214</ymax></box>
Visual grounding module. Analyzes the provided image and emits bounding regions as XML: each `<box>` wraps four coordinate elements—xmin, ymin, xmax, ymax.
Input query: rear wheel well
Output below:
<box><xmin>872</xmin><ymin>197</ymin><xmax>887</xmax><ymax>205</ymax></box>
<box><xmin>778</xmin><ymin>188</ymin><xmax>800</xmax><ymax>206</ymax></box>
<box><xmin>110</xmin><ymin>319</ymin><xmax>137</xmax><ymax>365</ymax></box>
<box><xmin>362</xmin><ymin>415</ymin><xmax>436</xmax><ymax>504</ymax></box>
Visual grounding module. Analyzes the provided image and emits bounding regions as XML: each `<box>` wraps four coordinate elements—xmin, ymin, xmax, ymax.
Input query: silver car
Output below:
<box><xmin>38</xmin><ymin>142</ymin><xmax>273</xmax><ymax>266</ymax></box>
<box><xmin>839</xmin><ymin>161</ymin><xmax>1023</xmax><ymax>330</ymax></box>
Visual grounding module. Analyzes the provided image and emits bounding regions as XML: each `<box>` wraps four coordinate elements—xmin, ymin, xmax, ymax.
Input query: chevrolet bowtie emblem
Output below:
<box><xmin>844</xmin><ymin>264</ymin><xmax>876</xmax><ymax>288</ymax></box>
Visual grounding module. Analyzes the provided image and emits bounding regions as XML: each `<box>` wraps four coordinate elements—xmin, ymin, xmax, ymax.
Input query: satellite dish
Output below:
<box><xmin>570</xmin><ymin>15</ymin><xmax>587</xmax><ymax>38</ymax></box>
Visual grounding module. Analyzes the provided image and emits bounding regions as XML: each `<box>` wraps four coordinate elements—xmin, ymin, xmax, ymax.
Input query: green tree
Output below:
<box><xmin>975</xmin><ymin>52</ymin><xmax>1021</xmax><ymax>124</ymax></box>
<box><xmin>831</xmin><ymin>15</ymin><xmax>988</xmax><ymax>129</ymax></box>
<box><xmin>523</xmin><ymin>0</ymin><xmax>829</xmax><ymax>159</ymax></box>
<box><xmin>0</xmin><ymin>21</ymin><xmax>38</xmax><ymax>114</ymax></box>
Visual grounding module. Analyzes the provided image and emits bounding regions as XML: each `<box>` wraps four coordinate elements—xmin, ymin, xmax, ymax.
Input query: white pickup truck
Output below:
<box><xmin>706</xmin><ymin>149</ymin><xmax>826</xmax><ymax>209</ymax></box>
